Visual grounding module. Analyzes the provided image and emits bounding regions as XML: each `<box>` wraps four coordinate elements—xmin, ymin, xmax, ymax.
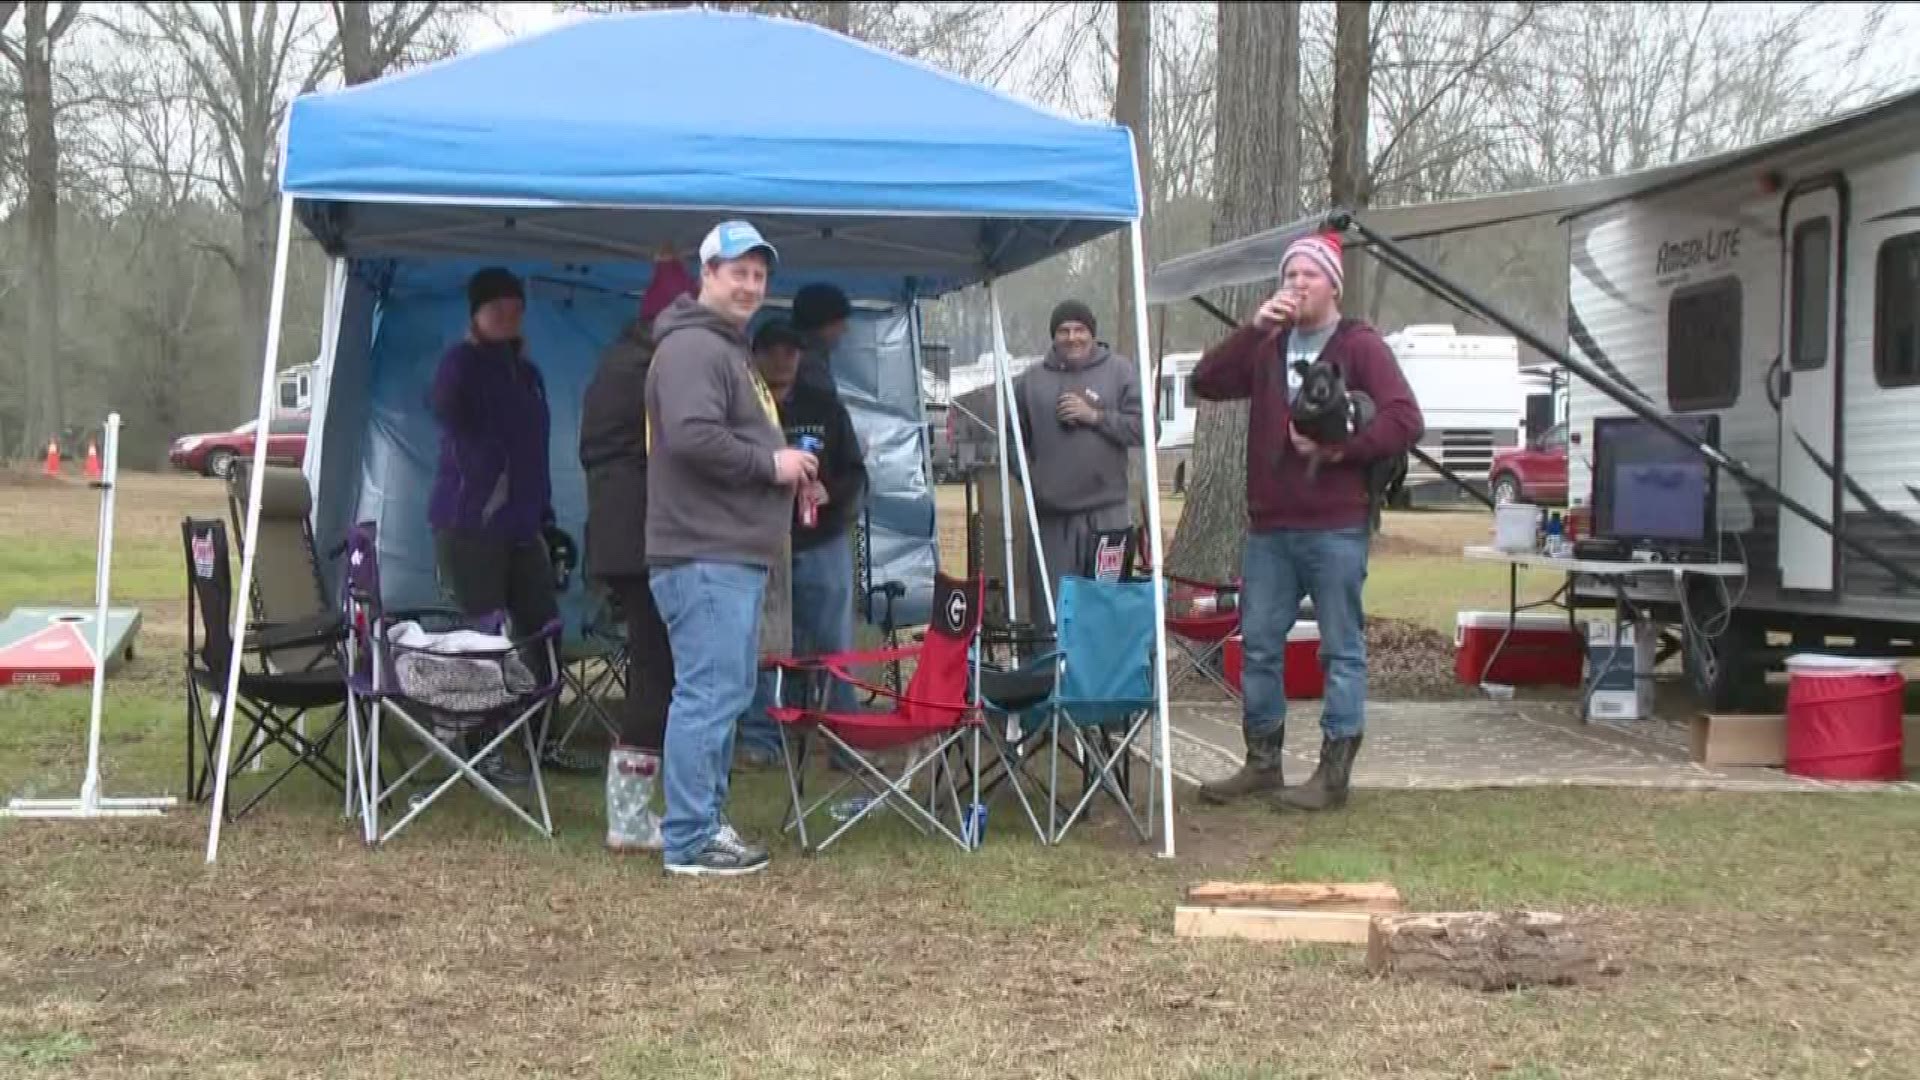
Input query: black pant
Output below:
<box><xmin>606</xmin><ymin>573</ymin><xmax>673</xmax><ymax>754</ymax></box>
<box><xmin>432</xmin><ymin>529</ymin><xmax>560</xmax><ymax>683</ymax></box>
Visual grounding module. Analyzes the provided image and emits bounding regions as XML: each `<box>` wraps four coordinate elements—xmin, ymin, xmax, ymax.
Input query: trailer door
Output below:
<box><xmin>1777</xmin><ymin>182</ymin><xmax>1845</xmax><ymax>593</ymax></box>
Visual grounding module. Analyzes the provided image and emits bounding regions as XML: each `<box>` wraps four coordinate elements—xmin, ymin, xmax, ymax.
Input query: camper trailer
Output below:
<box><xmin>1563</xmin><ymin>94</ymin><xmax>1920</xmax><ymax>702</ymax></box>
<box><xmin>1384</xmin><ymin>324</ymin><xmax>1528</xmax><ymax>505</ymax></box>
<box><xmin>1155</xmin><ymin>351</ymin><xmax>1200</xmax><ymax>492</ymax></box>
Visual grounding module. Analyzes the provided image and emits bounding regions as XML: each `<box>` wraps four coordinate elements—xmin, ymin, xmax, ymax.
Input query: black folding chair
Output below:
<box><xmin>182</xmin><ymin>518</ymin><xmax>350</xmax><ymax>821</ymax></box>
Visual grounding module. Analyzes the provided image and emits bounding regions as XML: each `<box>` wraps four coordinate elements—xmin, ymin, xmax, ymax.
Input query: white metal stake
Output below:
<box><xmin>5</xmin><ymin>413</ymin><xmax>177</xmax><ymax>819</ymax></box>
<box><xmin>985</xmin><ymin>280</ymin><xmax>1020</xmax><ymax>626</ymax></box>
<box><xmin>1125</xmin><ymin>220</ymin><xmax>1177</xmax><ymax>860</ymax></box>
<box><xmin>987</xmin><ymin>287</ymin><xmax>1055</xmax><ymax>626</ymax></box>
<box><xmin>205</xmin><ymin>193</ymin><xmax>298</xmax><ymax>863</ymax></box>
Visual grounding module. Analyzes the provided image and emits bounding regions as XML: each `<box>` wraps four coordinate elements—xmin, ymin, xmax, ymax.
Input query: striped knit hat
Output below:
<box><xmin>1281</xmin><ymin>231</ymin><xmax>1345</xmax><ymax>296</ymax></box>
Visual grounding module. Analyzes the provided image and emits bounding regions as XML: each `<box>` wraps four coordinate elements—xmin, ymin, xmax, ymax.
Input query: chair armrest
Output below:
<box><xmin>248</xmin><ymin>612</ymin><xmax>346</xmax><ymax>654</ymax></box>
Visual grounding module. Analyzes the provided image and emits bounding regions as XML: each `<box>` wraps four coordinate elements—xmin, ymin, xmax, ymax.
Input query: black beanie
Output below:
<box><xmin>1049</xmin><ymin>299</ymin><xmax>1096</xmax><ymax>337</ymax></box>
<box><xmin>468</xmin><ymin>267</ymin><xmax>525</xmax><ymax>315</ymax></box>
<box><xmin>792</xmin><ymin>282</ymin><xmax>852</xmax><ymax>331</ymax></box>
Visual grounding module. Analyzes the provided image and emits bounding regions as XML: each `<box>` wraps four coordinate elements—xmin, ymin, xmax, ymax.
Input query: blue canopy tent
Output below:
<box><xmin>205</xmin><ymin>9</ymin><xmax>1175</xmax><ymax>860</ymax></box>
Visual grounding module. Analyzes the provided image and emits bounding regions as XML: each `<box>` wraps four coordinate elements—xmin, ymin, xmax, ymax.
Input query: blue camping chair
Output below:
<box><xmin>979</xmin><ymin>575</ymin><xmax>1159</xmax><ymax>846</ymax></box>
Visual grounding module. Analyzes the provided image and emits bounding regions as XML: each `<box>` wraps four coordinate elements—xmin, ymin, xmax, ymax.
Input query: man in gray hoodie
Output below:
<box><xmin>646</xmin><ymin>219</ymin><xmax>818</xmax><ymax>876</ymax></box>
<box><xmin>1014</xmin><ymin>300</ymin><xmax>1144</xmax><ymax>629</ymax></box>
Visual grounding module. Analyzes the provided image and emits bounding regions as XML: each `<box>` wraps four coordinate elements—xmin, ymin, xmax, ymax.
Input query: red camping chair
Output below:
<box><xmin>1130</xmin><ymin>527</ymin><xmax>1244</xmax><ymax>700</ymax></box>
<box><xmin>766</xmin><ymin>573</ymin><xmax>986</xmax><ymax>854</ymax></box>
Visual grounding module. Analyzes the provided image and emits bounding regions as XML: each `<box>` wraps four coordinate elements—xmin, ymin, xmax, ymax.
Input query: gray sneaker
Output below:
<box><xmin>665</xmin><ymin>825</ymin><xmax>770</xmax><ymax>877</ymax></box>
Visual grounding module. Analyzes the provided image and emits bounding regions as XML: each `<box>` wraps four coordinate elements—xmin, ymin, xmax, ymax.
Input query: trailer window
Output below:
<box><xmin>1789</xmin><ymin>218</ymin><xmax>1832</xmax><ymax>372</ymax></box>
<box><xmin>1666</xmin><ymin>276</ymin><xmax>1742</xmax><ymax>411</ymax></box>
<box><xmin>1876</xmin><ymin>232</ymin><xmax>1920</xmax><ymax>389</ymax></box>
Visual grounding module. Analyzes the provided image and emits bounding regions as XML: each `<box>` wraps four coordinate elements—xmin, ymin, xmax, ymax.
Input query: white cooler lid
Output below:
<box><xmin>1784</xmin><ymin>653</ymin><xmax>1903</xmax><ymax>677</ymax></box>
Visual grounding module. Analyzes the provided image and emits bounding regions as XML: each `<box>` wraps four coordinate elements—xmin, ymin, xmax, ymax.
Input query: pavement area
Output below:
<box><xmin>1163</xmin><ymin>697</ymin><xmax>1919</xmax><ymax>794</ymax></box>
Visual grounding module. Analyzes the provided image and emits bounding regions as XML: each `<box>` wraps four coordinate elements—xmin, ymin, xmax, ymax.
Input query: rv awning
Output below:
<box><xmin>1148</xmin><ymin>87</ymin><xmax>1920</xmax><ymax>305</ymax></box>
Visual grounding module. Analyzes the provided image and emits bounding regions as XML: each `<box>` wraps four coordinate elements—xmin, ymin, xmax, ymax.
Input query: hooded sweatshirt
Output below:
<box><xmin>644</xmin><ymin>294</ymin><xmax>791</xmax><ymax>570</ymax></box>
<box><xmin>1190</xmin><ymin>317</ymin><xmax>1424</xmax><ymax>533</ymax></box>
<box><xmin>1014</xmin><ymin>343</ymin><xmax>1143</xmax><ymax>516</ymax></box>
<box><xmin>578</xmin><ymin>317</ymin><xmax>656</xmax><ymax>580</ymax></box>
<box><xmin>426</xmin><ymin>337</ymin><xmax>552</xmax><ymax>542</ymax></box>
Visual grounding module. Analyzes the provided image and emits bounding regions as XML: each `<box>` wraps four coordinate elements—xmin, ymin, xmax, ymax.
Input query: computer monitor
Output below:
<box><xmin>1591</xmin><ymin>413</ymin><xmax>1720</xmax><ymax>554</ymax></box>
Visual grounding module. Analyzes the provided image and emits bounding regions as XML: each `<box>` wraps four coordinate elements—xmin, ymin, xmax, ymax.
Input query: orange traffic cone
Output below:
<box><xmin>43</xmin><ymin>439</ymin><xmax>60</xmax><ymax>478</ymax></box>
<box><xmin>84</xmin><ymin>439</ymin><xmax>102</xmax><ymax>480</ymax></box>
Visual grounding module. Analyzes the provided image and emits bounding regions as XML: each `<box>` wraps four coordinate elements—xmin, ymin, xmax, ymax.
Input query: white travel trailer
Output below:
<box><xmin>1154</xmin><ymin>351</ymin><xmax>1200</xmax><ymax>491</ymax></box>
<box><xmin>1145</xmin><ymin>88</ymin><xmax>1920</xmax><ymax>710</ymax></box>
<box><xmin>1383</xmin><ymin>324</ymin><xmax>1526</xmax><ymax>504</ymax></box>
<box><xmin>1560</xmin><ymin>92</ymin><xmax>1920</xmax><ymax>700</ymax></box>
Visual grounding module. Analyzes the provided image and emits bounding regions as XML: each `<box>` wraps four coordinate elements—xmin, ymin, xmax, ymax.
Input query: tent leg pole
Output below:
<box><xmin>986</xmin><ymin>281</ymin><xmax>1020</xmax><ymax>627</ymax></box>
<box><xmin>205</xmin><ymin>193</ymin><xmax>297</xmax><ymax>865</ymax></box>
<box><xmin>989</xmin><ymin>293</ymin><xmax>1054</xmax><ymax>628</ymax></box>
<box><xmin>1333</xmin><ymin>209</ymin><xmax>1920</xmax><ymax>594</ymax></box>
<box><xmin>1126</xmin><ymin>223</ymin><xmax>1176</xmax><ymax>860</ymax></box>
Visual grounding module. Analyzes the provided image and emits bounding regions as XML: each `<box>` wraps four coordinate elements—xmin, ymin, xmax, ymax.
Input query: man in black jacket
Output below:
<box><xmin>736</xmin><ymin>319</ymin><xmax>869</xmax><ymax>763</ymax></box>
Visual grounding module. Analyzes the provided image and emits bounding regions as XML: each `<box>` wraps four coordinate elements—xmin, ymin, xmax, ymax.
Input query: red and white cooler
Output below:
<box><xmin>1221</xmin><ymin>622</ymin><xmax>1324</xmax><ymax>699</ymax></box>
<box><xmin>1454</xmin><ymin>610</ymin><xmax>1584</xmax><ymax>688</ymax></box>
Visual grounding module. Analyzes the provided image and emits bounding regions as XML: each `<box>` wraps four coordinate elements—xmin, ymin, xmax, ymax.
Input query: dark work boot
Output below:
<box><xmin>1198</xmin><ymin>729</ymin><xmax>1286</xmax><ymax>805</ymax></box>
<box><xmin>1275</xmin><ymin>734</ymin><xmax>1362</xmax><ymax>812</ymax></box>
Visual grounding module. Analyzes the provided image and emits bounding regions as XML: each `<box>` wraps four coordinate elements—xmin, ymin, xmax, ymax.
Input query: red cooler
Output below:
<box><xmin>1454</xmin><ymin>610</ymin><xmax>1583</xmax><ymax>687</ymax></box>
<box><xmin>1222</xmin><ymin>622</ymin><xmax>1323</xmax><ymax>699</ymax></box>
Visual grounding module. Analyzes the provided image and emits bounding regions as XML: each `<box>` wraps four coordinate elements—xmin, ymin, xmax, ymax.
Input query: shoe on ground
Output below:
<box><xmin>665</xmin><ymin>825</ymin><xmax>770</xmax><ymax>877</ymax></box>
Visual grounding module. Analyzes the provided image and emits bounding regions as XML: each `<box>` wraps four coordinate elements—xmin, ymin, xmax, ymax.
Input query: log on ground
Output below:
<box><xmin>1366</xmin><ymin>911</ymin><xmax>1611</xmax><ymax>991</ymax></box>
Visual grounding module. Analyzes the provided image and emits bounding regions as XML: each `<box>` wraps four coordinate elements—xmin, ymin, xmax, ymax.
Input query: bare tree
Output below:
<box><xmin>333</xmin><ymin>2</ymin><xmax>469</xmax><ymax>86</ymax></box>
<box><xmin>0</xmin><ymin>2</ymin><xmax>83</xmax><ymax>458</ymax></box>
<box><xmin>1166</xmin><ymin>1</ymin><xmax>1299</xmax><ymax>583</ymax></box>
<box><xmin>1112</xmin><ymin>0</ymin><xmax>1149</xmax><ymax>364</ymax></box>
<box><xmin>1326</xmin><ymin>0</ymin><xmax>1371</xmax><ymax>316</ymax></box>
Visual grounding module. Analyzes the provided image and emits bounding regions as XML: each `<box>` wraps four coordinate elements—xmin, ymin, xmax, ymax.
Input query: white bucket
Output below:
<box><xmin>1493</xmin><ymin>503</ymin><xmax>1540</xmax><ymax>553</ymax></box>
<box><xmin>1784</xmin><ymin>653</ymin><xmax>1902</xmax><ymax>678</ymax></box>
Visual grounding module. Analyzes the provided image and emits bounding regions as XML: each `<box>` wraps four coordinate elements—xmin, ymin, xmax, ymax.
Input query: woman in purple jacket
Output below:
<box><xmin>426</xmin><ymin>268</ymin><xmax>563</xmax><ymax>784</ymax></box>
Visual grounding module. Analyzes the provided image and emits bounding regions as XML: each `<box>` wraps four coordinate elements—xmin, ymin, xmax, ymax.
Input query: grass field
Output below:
<box><xmin>3</xmin><ymin>468</ymin><xmax>1918</xmax><ymax>1079</ymax></box>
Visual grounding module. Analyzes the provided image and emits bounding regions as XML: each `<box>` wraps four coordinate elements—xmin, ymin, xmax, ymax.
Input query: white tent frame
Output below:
<box><xmin>205</xmin><ymin>150</ymin><xmax>1176</xmax><ymax>865</ymax></box>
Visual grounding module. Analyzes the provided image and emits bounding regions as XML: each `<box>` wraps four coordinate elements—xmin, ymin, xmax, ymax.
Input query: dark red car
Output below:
<box><xmin>1488</xmin><ymin>420</ymin><xmax>1567</xmax><ymax>506</ymax></box>
<box><xmin>168</xmin><ymin>413</ymin><xmax>309</xmax><ymax>479</ymax></box>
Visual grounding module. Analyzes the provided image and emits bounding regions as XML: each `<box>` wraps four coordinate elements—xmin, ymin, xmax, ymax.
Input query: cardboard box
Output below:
<box><xmin>1692</xmin><ymin>714</ymin><xmax>1919</xmax><ymax>772</ymax></box>
<box><xmin>1690</xmin><ymin>714</ymin><xmax>1785</xmax><ymax>767</ymax></box>
<box><xmin>1585</xmin><ymin>618</ymin><xmax>1656</xmax><ymax>721</ymax></box>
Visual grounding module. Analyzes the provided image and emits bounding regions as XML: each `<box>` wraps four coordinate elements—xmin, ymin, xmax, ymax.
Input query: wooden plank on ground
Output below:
<box><xmin>1174</xmin><ymin>905</ymin><xmax>1373</xmax><ymax>944</ymax></box>
<box><xmin>1184</xmin><ymin>881</ymin><xmax>1405</xmax><ymax>913</ymax></box>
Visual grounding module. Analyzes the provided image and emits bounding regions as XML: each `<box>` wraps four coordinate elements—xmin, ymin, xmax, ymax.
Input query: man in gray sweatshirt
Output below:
<box><xmin>1014</xmin><ymin>300</ymin><xmax>1144</xmax><ymax>629</ymax></box>
<box><xmin>646</xmin><ymin>219</ymin><xmax>818</xmax><ymax>876</ymax></box>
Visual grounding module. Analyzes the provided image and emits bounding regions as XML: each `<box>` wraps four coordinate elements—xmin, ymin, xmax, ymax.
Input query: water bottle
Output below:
<box><xmin>962</xmin><ymin>802</ymin><xmax>989</xmax><ymax>848</ymax></box>
<box><xmin>795</xmin><ymin>434</ymin><xmax>823</xmax><ymax>526</ymax></box>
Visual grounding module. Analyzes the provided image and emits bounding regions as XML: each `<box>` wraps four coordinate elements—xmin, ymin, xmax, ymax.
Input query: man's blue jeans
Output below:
<box><xmin>738</xmin><ymin>532</ymin><xmax>859</xmax><ymax>756</ymax></box>
<box><xmin>650</xmin><ymin>560</ymin><xmax>767</xmax><ymax>863</ymax></box>
<box><xmin>1239</xmin><ymin>527</ymin><xmax>1371</xmax><ymax>746</ymax></box>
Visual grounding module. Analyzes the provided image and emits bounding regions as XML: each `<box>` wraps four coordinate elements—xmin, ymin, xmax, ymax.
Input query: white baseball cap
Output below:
<box><xmin>698</xmin><ymin>220</ymin><xmax>779</xmax><ymax>268</ymax></box>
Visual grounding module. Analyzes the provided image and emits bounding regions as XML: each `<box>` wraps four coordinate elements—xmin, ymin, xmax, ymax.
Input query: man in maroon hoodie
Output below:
<box><xmin>1190</xmin><ymin>232</ymin><xmax>1423</xmax><ymax>812</ymax></box>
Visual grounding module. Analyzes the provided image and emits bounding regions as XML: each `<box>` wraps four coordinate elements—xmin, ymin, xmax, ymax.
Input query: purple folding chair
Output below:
<box><xmin>339</xmin><ymin>521</ymin><xmax>563</xmax><ymax>846</ymax></box>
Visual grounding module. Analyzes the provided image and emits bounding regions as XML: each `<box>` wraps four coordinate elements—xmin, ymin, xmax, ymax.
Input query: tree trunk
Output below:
<box><xmin>234</xmin><ymin>168</ymin><xmax>274</xmax><ymax>425</ymax></box>
<box><xmin>1329</xmin><ymin>0</ymin><xmax>1373</xmax><ymax>315</ymax></box>
<box><xmin>1166</xmin><ymin>1</ymin><xmax>1299</xmax><ymax>584</ymax></box>
<box><xmin>822</xmin><ymin>1</ymin><xmax>851</xmax><ymax>34</ymax></box>
<box><xmin>1113</xmin><ymin>0</ymin><xmax>1150</xmax><ymax>364</ymax></box>
<box><xmin>17</xmin><ymin>2</ymin><xmax>62</xmax><ymax>460</ymax></box>
<box><xmin>1367</xmin><ymin>912</ymin><xmax>1609</xmax><ymax>992</ymax></box>
<box><xmin>337</xmin><ymin>0</ymin><xmax>376</xmax><ymax>85</ymax></box>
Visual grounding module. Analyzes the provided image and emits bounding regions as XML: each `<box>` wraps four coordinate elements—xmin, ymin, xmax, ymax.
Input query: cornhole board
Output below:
<box><xmin>0</xmin><ymin>607</ymin><xmax>141</xmax><ymax>687</ymax></box>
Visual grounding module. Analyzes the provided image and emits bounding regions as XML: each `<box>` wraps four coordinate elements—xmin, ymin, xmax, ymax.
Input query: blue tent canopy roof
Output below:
<box><xmin>283</xmin><ymin>10</ymin><xmax>1141</xmax><ymax>294</ymax></box>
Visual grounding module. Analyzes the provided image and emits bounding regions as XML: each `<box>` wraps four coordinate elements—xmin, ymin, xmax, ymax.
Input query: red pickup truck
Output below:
<box><xmin>1487</xmin><ymin>420</ymin><xmax>1568</xmax><ymax>506</ymax></box>
<box><xmin>168</xmin><ymin>414</ymin><xmax>309</xmax><ymax>479</ymax></box>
